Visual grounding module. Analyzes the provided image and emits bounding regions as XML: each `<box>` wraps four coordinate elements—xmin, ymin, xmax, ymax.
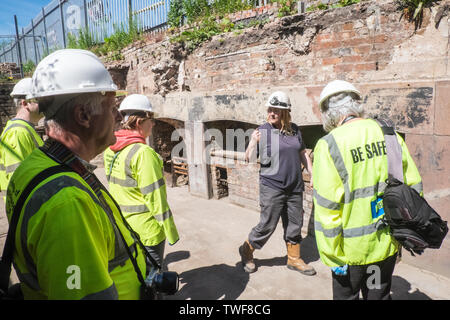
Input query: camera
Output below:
<box><xmin>145</xmin><ymin>267</ymin><xmax>179</xmax><ymax>296</ymax></box>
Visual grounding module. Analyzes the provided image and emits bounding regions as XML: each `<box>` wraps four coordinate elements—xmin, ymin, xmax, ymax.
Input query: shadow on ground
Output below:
<box><xmin>163</xmin><ymin>235</ymin><xmax>320</xmax><ymax>301</ymax></box>
<box><xmin>165</xmin><ymin>262</ymin><xmax>250</xmax><ymax>300</ymax></box>
<box><xmin>391</xmin><ymin>275</ymin><xmax>431</xmax><ymax>300</ymax></box>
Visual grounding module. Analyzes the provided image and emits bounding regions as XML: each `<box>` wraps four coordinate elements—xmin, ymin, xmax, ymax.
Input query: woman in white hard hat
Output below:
<box><xmin>104</xmin><ymin>94</ymin><xmax>179</xmax><ymax>277</ymax></box>
<box><xmin>240</xmin><ymin>91</ymin><xmax>316</xmax><ymax>276</ymax></box>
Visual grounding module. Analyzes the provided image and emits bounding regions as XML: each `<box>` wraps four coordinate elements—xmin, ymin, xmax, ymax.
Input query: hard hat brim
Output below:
<box><xmin>27</xmin><ymin>86</ymin><xmax>118</xmax><ymax>100</ymax></box>
<box><xmin>319</xmin><ymin>89</ymin><xmax>361</xmax><ymax>111</ymax></box>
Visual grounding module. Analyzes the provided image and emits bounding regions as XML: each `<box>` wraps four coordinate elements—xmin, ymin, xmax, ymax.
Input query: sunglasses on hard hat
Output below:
<box><xmin>269</xmin><ymin>96</ymin><xmax>289</xmax><ymax>108</ymax></box>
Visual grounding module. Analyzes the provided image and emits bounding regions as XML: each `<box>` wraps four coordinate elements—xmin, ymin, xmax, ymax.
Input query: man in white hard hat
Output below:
<box><xmin>3</xmin><ymin>49</ymin><xmax>149</xmax><ymax>299</ymax></box>
<box><xmin>0</xmin><ymin>78</ymin><xmax>43</xmax><ymax>198</ymax></box>
<box><xmin>312</xmin><ymin>80</ymin><xmax>422</xmax><ymax>300</ymax></box>
<box><xmin>240</xmin><ymin>91</ymin><xmax>316</xmax><ymax>276</ymax></box>
<box><xmin>104</xmin><ymin>94</ymin><xmax>179</xmax><ymax>290</ymax></box>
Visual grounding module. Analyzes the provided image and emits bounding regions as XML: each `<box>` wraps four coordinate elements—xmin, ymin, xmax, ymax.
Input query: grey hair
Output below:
<box><xmin>321</xmin><ymin>92</ymin><xmax>364</xmax><ymax>132</ymax></box>
<box><xmin>13</xmin><ymin>98</ymin><xmax>22</xmax><ymax>110</ymax></box>
<box><xmin>44</xmin><ymin>93</ymin><xmax>104</xmax><ymax>133</ymax></box>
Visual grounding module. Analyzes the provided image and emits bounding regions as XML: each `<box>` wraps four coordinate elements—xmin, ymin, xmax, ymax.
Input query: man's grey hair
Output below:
<box><xmin>43</xmin><ymin>93</ymin><xmax>104</xmax><ymax>133</ymax></box>
<box><xmin>13</xmin><ymin>97</ymin><xmax>26</xmax><ymax>111</ymax></box>
<box><xmin>320</xmin><ymin>92</ymin><xmax>364</xmax><ymax>132</ymax></box>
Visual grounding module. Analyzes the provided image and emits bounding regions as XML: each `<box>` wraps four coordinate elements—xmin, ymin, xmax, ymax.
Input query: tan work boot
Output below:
<box><xmin>286</xmin><ymin>242</ymin><xmax>316</xmax><ymax>276</ymax></box>
<box><xmin>239</xmin><ymin>240</ymin><xmax>257</xmax><ymax>273</ymax></box>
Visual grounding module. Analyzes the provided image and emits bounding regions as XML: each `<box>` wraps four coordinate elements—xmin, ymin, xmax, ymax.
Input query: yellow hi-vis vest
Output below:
<box><xmin>0</xmin><ymin>119</ymin><xmax>44</xmax><ymax>193</ymax></box>
<box><xmin>104</xmin><ymin>143</ymin><xmax>179</xmax><ymax>247</ymax></box>
<box><xmin>312</xmin><ymin>119</ymin><xmax>422</xmax><ymax>267</ymax></box>
<box><xmin>5</xmin><ymin>148</ymin><xmax>146</xmax><ymax>299</ymax></box>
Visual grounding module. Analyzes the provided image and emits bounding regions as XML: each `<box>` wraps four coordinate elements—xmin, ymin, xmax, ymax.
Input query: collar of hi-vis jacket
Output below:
<box><xmin>40</xmin><ymin>139</ymin><xmax>104</xmax><ymax>201</ymax></box>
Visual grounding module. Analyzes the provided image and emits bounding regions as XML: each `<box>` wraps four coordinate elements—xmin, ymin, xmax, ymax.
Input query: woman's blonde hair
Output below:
<box><xmin>122</xmin><ymin>111</ymin><xmax>154</xmax><ymax>130</ymax></box>
<box><xmin>267</xmin><ymin>108</ymin><xmax>293</xmax><ymax>135</ymax></box>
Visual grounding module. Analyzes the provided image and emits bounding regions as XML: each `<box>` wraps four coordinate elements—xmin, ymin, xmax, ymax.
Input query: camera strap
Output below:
<box><xmin>1</xmin><ymin>164</ymin><xmax>73</xmax><ymax>297</ymax></box>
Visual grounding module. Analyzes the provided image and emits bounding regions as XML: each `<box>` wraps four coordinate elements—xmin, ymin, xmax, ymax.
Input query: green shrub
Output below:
<box><xmin>22</xmin><ymin>60</ymin><xmax>36</xmax><ymax>76</ymax></box>
<box><xmin>168</xmin><ymin>0</ymin><xmax>185</xmax><ymax>28</ymax></box>
<box><xmin>400</xmin><ymin>0</ymin><xmax>436</xmax><ymax>25</ymax></box>
<box><xmin>67</xmin><ymin>21</ymin><xmax>140</xmax><ymax>60</ymax></box>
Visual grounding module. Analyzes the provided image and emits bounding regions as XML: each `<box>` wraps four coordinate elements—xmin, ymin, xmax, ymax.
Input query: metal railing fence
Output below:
<box><xmin>0</xmin><ymin>0</ymin><xmax>272</xmax><ymax>73</ymax></box>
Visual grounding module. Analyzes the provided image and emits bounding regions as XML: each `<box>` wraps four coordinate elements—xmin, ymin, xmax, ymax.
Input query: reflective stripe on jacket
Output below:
<box><xmin>312</xmin><ymin>119</ymin><xmax>422</xmax><ymax>267</ymax></box>
<box><xmin>0</xmin><ymin>119</ymin><xmax>43</xmax><ymax>192</ymax></box>
<box><xmin>104</xmin><ymin>143</ymin><xmax>179</xmax><ymax>246</ymax></box>
<box><xmin>5</xmin><ymin>148</ymin><xmax>145</xmax><ymax>300</ymax></box>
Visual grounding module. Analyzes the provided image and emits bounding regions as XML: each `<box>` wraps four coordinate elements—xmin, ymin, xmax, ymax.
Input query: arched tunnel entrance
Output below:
<box><xmin>204</xmin><ymin>120</ymin><xmax>258</xmax><ymax>205</ymax></box>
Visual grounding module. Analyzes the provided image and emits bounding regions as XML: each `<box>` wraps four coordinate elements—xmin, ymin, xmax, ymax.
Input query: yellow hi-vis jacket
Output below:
<box><xmin>5</xmin><ymin>148</ymin><xmax>146</xmax><ymax>299</ymax></box>
<box><xmin>104</xmin><ymin>143</ymin><xmax>179</xmax><ymax>247</ymax></box>
<box><xmin>312</xmin><ymin>119</ymin><xmax>422</xmax><ymax>267</ymax></box>
<box><xmin>0</xmin><ymin>119</ymin><xmax>43</xmax><ymax>193</ymax></box>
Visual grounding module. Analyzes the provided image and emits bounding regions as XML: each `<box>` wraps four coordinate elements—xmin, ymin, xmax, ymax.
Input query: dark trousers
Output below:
<box><xmin>248</xmin><ymin>183</ymin><xmax>303</xmax><ymax>249</ymax></box>
<box><xmin>332</xmin><ymin>253</ymin><xmax>397</xmax><ymax>300</ymax></box>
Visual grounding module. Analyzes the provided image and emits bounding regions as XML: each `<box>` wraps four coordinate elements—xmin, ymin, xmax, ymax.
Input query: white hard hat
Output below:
<box><xmin>319</xmin><ymin>80</ymin><xmax>361</xmax><ymax>111</ymax></box>
<box><xmin>119</xmin><ymin>94</ymin><xmax>153</xmax><ymax>114</ymax></box>
<box><xmin>27</xmin><ymin>49</ymin><xmax>117</xmax><ymax>100</ymax></box>
<box><xmin>265</xmin><ymin>91</ymin><xmax>291</xmax><ymax>110</ymax></box>
<box><xmin>10</xmin><ymin>78</ymin><xmax>32</xmax><ymax>97</ymax></box>
<box><xmin>119</xmin><ymin>94</ymin><xmax>153</xmax><ymax>121</ymax></box>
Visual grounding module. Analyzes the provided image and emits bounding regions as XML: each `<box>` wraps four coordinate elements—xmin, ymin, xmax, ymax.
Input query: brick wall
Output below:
<box><xmin>0</xmin><ymin>82</ymin><xmax>16</xmax><ymax>131</ymax></box>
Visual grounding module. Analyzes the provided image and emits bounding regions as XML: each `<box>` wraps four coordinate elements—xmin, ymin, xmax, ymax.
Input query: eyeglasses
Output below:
<box><xmin>267</xmin><ymin>107</ymin><xmax>282</xmax><ymax>114</ymax></box>
<box><xmin>26</xmin><ymin>98</ymin><xmax>38</xmax><ymax>104</ymax></box>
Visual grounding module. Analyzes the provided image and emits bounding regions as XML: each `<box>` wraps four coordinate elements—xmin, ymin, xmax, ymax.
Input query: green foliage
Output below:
<box><xmin>277</xmin><ymin>0</ymin><xmax>296</xmax><ymax>17</ymax></box>
<box><xmin>168</xmin><ymin>0</ymin><xmax>269</xmax><ymax>51</ymax></box>
<box><xmin>210</xmin><ymin>0</ymin><xmax>257</xmax><ymax>16</ymax></box>
<box><xmin>170</xmin><ymin>15</ymin><xmax>221</xmax><ymax>51</ymax></box>
<box><xmin>183</xmin><ymin>0</ymin><xmax>210</xmax><ymax>24</ymax></box>
<box><xmin>67</xmin><ymin>27</ymin><xmax>96</xmax><ymax>50</ymax></box>
<box><xmin>22</xmin><ymin>60</ymin><xmax>36</xmax><ymax>76</ymax></box>
<box><xmin>399</xmin><ymin>0</ymin><xmax>436</xmax><ymax>27</ymax></box>
<box><xmin>67</xmin><ymin>22</ymin><xmax>140</xmax><ymax>61</ymax></box>
<box><xmin>168</xmin><ymin>0</ymin><xmax>258</xmax><ymax>28</ymax></box>
<box><xmin>306</xmin><ymin>0</ymin><xmax>360</xmax><ymax>12</ymax></box>
<box><xmin>168</xmin><ymin>0</ymin><xmax>184</xmax><ymax>28</ymax></box>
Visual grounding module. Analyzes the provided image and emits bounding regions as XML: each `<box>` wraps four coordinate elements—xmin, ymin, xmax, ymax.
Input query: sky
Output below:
<box><xmin>0</xmin><ymin>0</ymin><xmax>52</xmax><ymax>38</ymax></box>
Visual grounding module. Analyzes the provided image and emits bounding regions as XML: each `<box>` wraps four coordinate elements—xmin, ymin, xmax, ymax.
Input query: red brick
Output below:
<box><xmin>316</xmin><ymin>34</ymin><xmax>332</xmax><ymax>42</ymax></box>
<box><xmin>322</xmin><ymin>57</ymin><xmax>343</xmax><ymax>65</ymax></box>
<box><xmin>342</xmin><ymin>22</ymin><xmax>354</xmax><ymax>31</ymax></box>
<box><xmin>342</xmin><ymin>55</ymin><xmax>362</xmax><ymax>63</ymax></box>
<box><xmin>353</xmin><ymin>45</ymin><xmax>372</xmax><ymax>55</ymax></box>
<box><xmin>334</xmin><ymin>64</ymin><xmax>353</xmax><ymax>72</ymax></box>
<box><xmin>373</xmin><ymin>34</ymin><xmax>389</xmax><ymax>43</ymax></box>
<box><xmin>353</xmin><ymin>62</ymin><xmax>377</xmax><ymax>71</ymax></box>
<box><xmin>341</xmin><ymin>38</ymin><xmax>370</xmax><ymax>46</ymax></box>
<box><xmin>333</xmin><ymin>31</ymin><xmax>356</xmax><ymax>41</ymax></box>
<box><xmin>314</xmin><ymin>41</ymin><xmax>341</xmax><ymax>50</ymax></box>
